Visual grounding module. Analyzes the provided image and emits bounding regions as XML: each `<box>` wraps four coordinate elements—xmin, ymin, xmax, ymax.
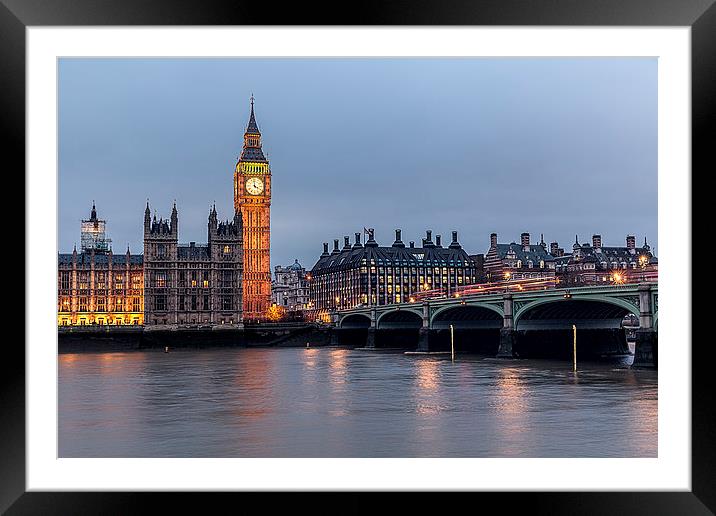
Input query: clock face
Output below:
<box><xmin>245</xmin><ymin>177</ymin><xmax>264</xmax><ymax>195</ymax></box>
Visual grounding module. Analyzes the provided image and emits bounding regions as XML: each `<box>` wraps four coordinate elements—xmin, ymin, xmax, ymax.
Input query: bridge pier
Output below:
<box><xmin>496</xmin><ymin>293</ymin><xmax>517</xmax><ymax>358</ymax></box>
<box><xmin>633</xmin><ymin>329</ymin><xmax>657</xmax><ymax>368</ymax></box>
<box><xmin>417</xmin><ymin>327</ymin><xmax>430</xmax><ymax>352</ymax></box>
<box><xmin>632</xmin><ymin>284</ymin><xmax>657</xmax><ymax>369</ymax></box>
<box><xmin>365</xmin><ymin>328</ymin><xmax>376</xmax><ymax>348</ymax></box>
<box><xmin>497</xmin><ymin>329</ymin><xmax>518</xmax><ymax>358</ymax></box>
<box><xmin>329</xmin><ymin>328</ymin><xmax>340</xmax><ymax>347</ymax></box>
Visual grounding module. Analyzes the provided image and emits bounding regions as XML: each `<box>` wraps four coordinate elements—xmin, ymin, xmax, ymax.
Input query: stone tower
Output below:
<box><xmin>234</xmin><ymin>96</ymin><xmax>272</xmax><ymax>320</ymax></box>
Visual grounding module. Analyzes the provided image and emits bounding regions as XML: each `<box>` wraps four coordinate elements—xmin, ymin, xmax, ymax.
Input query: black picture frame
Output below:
<box><xmin>3</xmin><ymin>0</ymin><xmax>713</xmax><ymax>512</ymax></box>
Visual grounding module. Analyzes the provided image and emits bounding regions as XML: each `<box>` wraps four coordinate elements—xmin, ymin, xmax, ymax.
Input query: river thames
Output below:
<box><xmin>58</xmin><ymin>347</ymin><xmax>657</xmax><ymax>458</ymax></box>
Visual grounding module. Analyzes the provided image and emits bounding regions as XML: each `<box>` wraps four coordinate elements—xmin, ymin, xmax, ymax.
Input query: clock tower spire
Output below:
<box><xmin>234</xmin><ymin>96</ymin><xmax>272</xmax><ymax>320</ymax></box>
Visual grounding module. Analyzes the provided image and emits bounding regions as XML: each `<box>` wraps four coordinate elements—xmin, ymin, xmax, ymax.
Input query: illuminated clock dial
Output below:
<box><xmin>245</xmin><ymin>177</ymin><xmax>264</xmax><ymax>195</ymax></box>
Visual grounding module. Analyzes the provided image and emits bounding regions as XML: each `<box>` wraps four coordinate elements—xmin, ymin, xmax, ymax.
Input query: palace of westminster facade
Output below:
<box><xmin>58</xmin><ymin>98</ymin><xmax>272</xmax><ymax>327</ymax></box>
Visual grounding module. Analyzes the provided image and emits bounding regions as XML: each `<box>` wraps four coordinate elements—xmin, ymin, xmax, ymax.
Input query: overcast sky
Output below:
<box><xmin>59</xmin><ymin>58</ymin><xmax>657</xmax><ymax>268</ymax></box>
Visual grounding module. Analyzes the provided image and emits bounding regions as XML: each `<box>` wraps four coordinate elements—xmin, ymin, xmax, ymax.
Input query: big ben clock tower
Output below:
<box><xmin>234</xmin><ymin>96</ymin><xmax>271</xmax><ymax>320</ymax></box>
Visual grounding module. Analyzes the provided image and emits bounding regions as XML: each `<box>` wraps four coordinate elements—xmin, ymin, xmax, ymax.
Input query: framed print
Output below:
<box><xmin>3</xmin><ymin>0</ymin><xmax>714</xmax><ymax>512</ymax></box>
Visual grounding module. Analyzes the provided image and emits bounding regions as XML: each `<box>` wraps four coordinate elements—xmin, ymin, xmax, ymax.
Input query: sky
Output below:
<box><xmin>58</xmin><ymin>58</ymin><xmax>657</xmax><ymax>269</ymax></box>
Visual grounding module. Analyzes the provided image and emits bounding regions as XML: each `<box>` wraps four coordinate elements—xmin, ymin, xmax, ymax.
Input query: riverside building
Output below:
<box><xmin>483</xmin><ymin>232</ymin><xmax>556</xmax><ymax>282</ymax></box>
<box><xmin>58</xmin><ymin>204</ymin><xmax>144</xmax><ymax>326</ymax></box>
<box><xmin>271</xmin><ymin>259</ymin><xmax>311</xmax><ymax>312</ymax></box>
<box><xmin>308</xmin><ymin>229</ymin><xmax>480</xmax><ymax>315</ymax></box>
<box><xmin>552</xmin><ymin>234</ymin><xmax>658</xmax><ymax>286</ymax></box>
<box><xmin>143</xmin><ymin>202</ymin><xmax>244</xmax><ymax>328</ymax></box>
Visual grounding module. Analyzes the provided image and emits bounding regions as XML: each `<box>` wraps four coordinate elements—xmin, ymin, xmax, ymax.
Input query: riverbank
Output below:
<box><xmin>58</xmin><ymin>324</ymin><xmax>332</xmax><ymax>353</ymax></box>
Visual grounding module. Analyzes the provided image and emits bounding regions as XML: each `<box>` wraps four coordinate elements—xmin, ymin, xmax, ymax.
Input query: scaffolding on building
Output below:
<box><xmin>80</xmin><ymin>203</ymin><xmax>112</xmax><ymax>253</ymax></box>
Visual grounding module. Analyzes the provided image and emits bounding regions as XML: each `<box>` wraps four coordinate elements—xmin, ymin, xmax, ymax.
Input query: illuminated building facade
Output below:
<box><xmin>553</xmin><ymin>234</ymin><xmax>658</xmax><ymax>286</ymax></box>
<box><xmin>58</xmin><ymin>204</ymin><xmax>143</xmax><ymax>326</ymax></box>
<box><xmin>143</xmin><ymin>202</ymin><xmax>244</xmax><ymax>328</ymax></box>
<box><xmin>483</xmin><ymin>232</ymin><xmax>556</xmax><ymax>282</ymax></box>
<box><xmin>271</xmin><ymin>260</ymin><xmax>310</xmax><ymax>312</ymax></box>
<box><xmin>309</xmin><ymin>229</ymin><xmax>480</xmax><ymax>315</ymax></box>
<box><xmin>234</xmin><ymin>96</ymin><xmax>272</xmax><ymax>320</ymax></box>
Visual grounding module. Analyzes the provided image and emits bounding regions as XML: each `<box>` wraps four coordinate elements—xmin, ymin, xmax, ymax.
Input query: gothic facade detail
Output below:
<box><xmin>143</xmin><ymin>202</ymin><xmax>244</xmax><ymax>328</ymax></box>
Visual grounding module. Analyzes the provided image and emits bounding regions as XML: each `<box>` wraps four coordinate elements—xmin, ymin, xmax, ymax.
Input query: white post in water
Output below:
<box><xmin>572</xmin><ymin>324</ymin><xmax>577</xmax><ymax>372</ymax></box>
<box><xmin>450</xmin><ymin>324</ymin><xmax>455</xmax><ymax>361</ymax></box>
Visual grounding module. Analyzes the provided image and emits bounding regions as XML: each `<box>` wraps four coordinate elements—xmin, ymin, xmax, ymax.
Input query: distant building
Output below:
<box><xmin>142</xmin><ymin>202</ymin><xmax>244</xmax><ymax>328</ymax></box>
<box><xmin>309</xmin><ymin>229</ymin><xmax>480</xmax><ymax>317</ymax></box>
<box><xmin>553</xmin><ymin>234</ymin><xmax>658</xmax><ymax>286</ymax></box>
<box><xmin>483</xmin><ymin>232</ymin><xmax>556</xmax><ymax>282</ymax></box>
<box><xmin>58</xmin><ymin>204</ymin><xmax>143</xmax><ymax>326</ymax></box>
<box><xmin>271</xmin><ymin>259</ymin><xmax>310</xmax><ymax>312</ymax></box>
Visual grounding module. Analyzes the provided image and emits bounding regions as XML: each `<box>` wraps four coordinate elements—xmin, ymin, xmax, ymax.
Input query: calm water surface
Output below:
<box><xmin>59</xmin><ymin>348</ymin><xmax>657</xmax><ymax>457</ymax></box>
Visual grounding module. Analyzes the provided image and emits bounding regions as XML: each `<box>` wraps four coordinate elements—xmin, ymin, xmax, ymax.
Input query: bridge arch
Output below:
<box><xmin>339</xmin><ymin>313</ymin><xmax>371</xmax><ymax>329</ymax></box>
<box><xmin>431</xmin><ymin>303</ymin><xmax>503</xmax><ymax>329</ymax></box>
<box><xmin>514</xmin><ymin>296</ymin><xmax>638</xmax><ymax>330</ymax></box>
<box><xmin>376</xmin><ymin>309</ymin><xmax>423</xmax><ymax>329</ymax></box>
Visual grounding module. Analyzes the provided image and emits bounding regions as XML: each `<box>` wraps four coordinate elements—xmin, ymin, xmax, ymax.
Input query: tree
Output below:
<box><xmin>266</xmin><ymin>304</ymin><xmax>286</xmax><ymax>322</ymax></box>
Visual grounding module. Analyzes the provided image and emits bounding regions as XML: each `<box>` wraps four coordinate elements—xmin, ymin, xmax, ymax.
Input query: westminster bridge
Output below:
<box><xmin>331</xmin><ymin>283</ymin><xmax>658</xmax><ymax>368</ymax></box>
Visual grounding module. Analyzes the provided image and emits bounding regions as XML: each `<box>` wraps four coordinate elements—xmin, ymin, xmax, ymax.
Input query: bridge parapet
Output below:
<box><xmin>334</xmin><ymin>284</ymin><xmax>657</xmax><ymax>332</ymax></box>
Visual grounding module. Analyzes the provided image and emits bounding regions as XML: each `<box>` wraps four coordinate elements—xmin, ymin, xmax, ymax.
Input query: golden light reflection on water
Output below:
<box><xmin>414</xmin><ymin>359</ymin><xmax>443</xmax><ymax>416</ymax></box>
<box><xmin>328</xmin><ymin>349</ymin><xmax>349</xmax><ymax>417</ymax></box>
<box><xmin>232</xmin><ymin>349</ymin><xmax>273</xmax><ymax>421</ymax></box>
<box><xmin>59</xmin><ymin>353</ymin><xmax>78</xmax><ymax>368</ymax></box>
<box><xmin>416</xmin><ymin>359</ymin><xmax>440</xmax><ymax>391</ymax></box>
<box><xmin>328</xmin><ymin>349</ymin><xmax>348</xmax><ymax>385</ymax></box>
<box><xmin>493</xmin><ymin>366</ymin><xmax>530</xmax><ymax>456</ymax></box>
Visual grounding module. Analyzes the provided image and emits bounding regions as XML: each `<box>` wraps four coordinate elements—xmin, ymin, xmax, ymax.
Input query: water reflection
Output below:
<box><xmin>59</xmin><ymin>349</ymin><xmax>657</xmax><ymax>458</ymax></box>
<box><xmin>491</xmin><ymin>366</ymin><xmax>530</xmax><ymax>456</ymax></box>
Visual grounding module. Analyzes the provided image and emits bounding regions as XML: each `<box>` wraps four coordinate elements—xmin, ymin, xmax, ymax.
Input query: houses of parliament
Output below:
<box><xmin>57</xmin><ymin>98</ymin><xmax>272</xmax><ymax>327</ymax></box>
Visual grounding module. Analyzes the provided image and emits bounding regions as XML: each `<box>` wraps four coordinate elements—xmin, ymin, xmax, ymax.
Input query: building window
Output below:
<box><xmin>60</xmin><ymin>272</ymin><xmax>71</xmax><ymax>289</ymax></box>
<box><xmin>223</xmin><ymin>245</ymin><xmax>230</xmax><ymax>254</ymax></box>
<box><xmin>155</xmin><ymin>271</ymin><xmax>167</xmax><ymax>288</ymax></box>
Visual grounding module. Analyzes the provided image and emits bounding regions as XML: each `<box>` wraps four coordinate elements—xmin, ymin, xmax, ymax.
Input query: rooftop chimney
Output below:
<box><xmin>409</xmin><ymin>241</ymin><xmax>415</xmax><ymax>248</ymax></box>
<box><xmin>353</xmin><ymin>232</ymin><xmax>363</xmax><ymax>249</ymax></box>
<box><xmin>435</xmin><ymin>234</ymin><xmax>442</xmax><ymax>247</ymax></box>
<box><xmin>521</xmin><ymin>232</ymin><xmax>530</xmax><ymax>250</ymax></box>
<box><xmin>550</xmin><ymin>242</ymin><xmax>559</xmax><ymax>256</ymax></box>
<box><xmin>448</xmin><ymin>231</ymin><xmax>461</xmax><ymax>249</ymax></box>
<box><xmin>392</xmin><ymin>229</ymin><xmax>405</xmax><ymax>248</ymax></box>
<box><xmin>321</xmin><ymin>242</ymin><xmax>329</xmax><ymax>257</ymax></box>
<box><xmin>343</xmin><ymin>236</ymin><xmax>351</xmax><ymax>250</ymax></box>
<box><xmin>592</xmin><ymin>234</ymin><xmax>602</xmax><ymax>251</ymax></box>
<box><xmin>331</xmin><ymin>239</ymin><xmax>340</xmax><ymax>254</ymax></box>
<box><xmin>490</xmin><ymin>233</ymin><xmax>498</xmax><ymax>248</ymax></box>
<box><xmin>424</xmin><ymin>230</ymin><xmax>435</xmax><ymax>248</ymax></box>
